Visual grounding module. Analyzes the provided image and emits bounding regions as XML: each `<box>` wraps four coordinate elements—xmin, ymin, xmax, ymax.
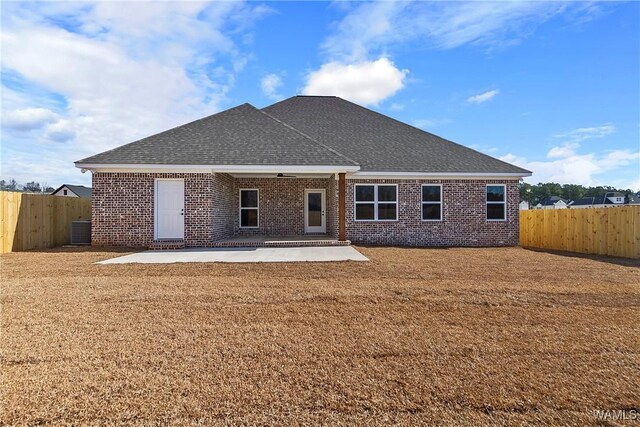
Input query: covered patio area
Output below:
<box><xmin>210</xmin><ymin>170</ymin><xmax>349</xmax><ymax>245</ymax></box>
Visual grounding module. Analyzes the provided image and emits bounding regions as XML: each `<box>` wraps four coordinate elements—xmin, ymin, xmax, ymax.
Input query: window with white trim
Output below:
<box><xmin>239</xmin><ymin>189</ymin><xmax>259</xmax><ymax>228</ymax></box>
<box><xmin>486</xmin><ymin>185</ymin><xmax>506</xmax><ymax>221</ymax></box>
<box><xmin>422</xmin><ymin>185</ymin><xmax>442</xmax><ymax>221</ymax></box>
<box><xmin>354</xmin><ymin>184</ymin><xmax>397</xmax><ymax>221</ymax></box>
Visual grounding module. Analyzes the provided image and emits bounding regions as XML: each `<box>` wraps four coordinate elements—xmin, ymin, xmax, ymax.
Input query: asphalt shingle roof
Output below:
<box><xmin>76</xmin><ymin>103</ymin><xmax>357</xmax><ymax>167</ymax></box>
<box><xmin>77</xmin><ymin>96</ymin><xmax>530</xmax><ymax>175</ymax></box>
<box><xmin>263</xmin><ymin>96</ymin><xmax>530</xmax><ymax>174</ymax></box>
<box><xmin>51</xmin><ymin>184</ymin><xmax>92</xmax><ymax>198</ymax></box>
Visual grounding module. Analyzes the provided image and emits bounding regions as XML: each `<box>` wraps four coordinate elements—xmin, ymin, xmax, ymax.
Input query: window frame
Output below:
<box><xmin>239</xmin><ymin>188</ymin><xmax>259</xmax><ymax>228</ymax></box>
<box><xmin>486</xmin><ymin>184</ymin><xmax>507</xmax><ymax>222</ymax></box>
<box><xmin>421</xmin><ymin>184</ymin><xmax>443</xmax><ymax>222</ymax></box>
<box><xmin>353</xmin><ymin>184</ymin><xmax>398</xmax><ymax>222</ymax></box>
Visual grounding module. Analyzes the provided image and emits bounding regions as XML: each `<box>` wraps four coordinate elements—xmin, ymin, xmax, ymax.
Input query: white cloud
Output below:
<box><xmin>467</xmin><ymin>89</ymin><xmax>499</xmax><ymax>104</ymax></box>
<box><xmin>0</xmin><ymin>2</ymin><xmax>269</xmax><ymax>186</ymax></box>
<box><xmin>2</xmin><ymin>107</ymin><xmax>58</xmax><ymax>130</ymax></box>
<box><xmin>547</xmin><ymin>142</ymin><xmax>579</xmax><ymax>159</ymax></box>
<box><xmin>302</xmin><ymin>58</ymin><xmax>408</xmax><ymax>106</ymax></box>
<box><xmin>500</xmin><ymin>149</ymin><xmax>640</xmax><ymax>187</ymax></box>
<box><xmin>321</xmin><ymin>2</ymin><xmax>588</xmax><ymax>60</ymax></box>
<box><xmin>260</xmin><ymin>73</ymin><xmax>283</xmax><ymax>101</ymax></box>
<box><xmin>44</xmin><ymin>119</ymin><xmax>76</xmax><ymax>143</ymax></box>
<box><xmin>413</xmin><ymin>118</ymin><xmax>451</xmax><ymax>129</ymax></box>
<box><xmin>625</xmin><ymin>177</ymin><xmax>640</xmax><ymax>192</ymax></box>
<box><xmin>553</xmin><ymin>124</ymin><xmax>616</xmax><ymax>142</ymax></box>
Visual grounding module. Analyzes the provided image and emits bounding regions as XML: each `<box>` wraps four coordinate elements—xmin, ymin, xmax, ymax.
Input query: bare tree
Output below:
<box><xmin>23</xmin><ymin>182</ymin><xmax>42</xmax><ymax>193</ymax></box>
<box><xmin>6</xmin><ymin>179</ymin><xmax>18</xmax><ymax>191</ymax></box>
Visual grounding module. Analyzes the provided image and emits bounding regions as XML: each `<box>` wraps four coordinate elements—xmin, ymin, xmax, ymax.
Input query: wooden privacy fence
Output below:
<box><xmin>520</xmin><ymin>206</ymin><xmax>640</xmax><ymax>259</ymax></box>
<box><xmin>0</xmin><ymin>191</ymin><xmax>91</xmax><ymax>253</ymax></box>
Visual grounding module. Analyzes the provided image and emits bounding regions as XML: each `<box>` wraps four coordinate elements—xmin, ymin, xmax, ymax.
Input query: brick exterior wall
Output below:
<box><xmin>211</xmin><ymin>173</ymin><xmax>235</xmax><ymax>241</ymax></box>
<box><xmin>92</xmin><ymin>173</ymin><xmax>213</xmax><ymax>248</ymax></box>
<box><xmin>92</xmin><ymin>173</ymin><xmax>519</xmax><ymax>248</ymax></box>
<box><xmin>233</xmin><ymin>177</ymin><xmax>338</xmax><ymax>237</ymax></box>
<box><xmin>345</xmin><ymin>179</ymin><xmax>520</xmax><ymax>246</ymax></box>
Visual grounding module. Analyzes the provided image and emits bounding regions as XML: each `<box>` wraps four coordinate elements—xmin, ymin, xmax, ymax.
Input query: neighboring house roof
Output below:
<box><xmin>570</xmin><ymin>197</ymin><xmax>595</xmax><ymax>206</ymax></box>
<box><xmin>51</xmin><ymin>184</ymin><xmax>92</xmax><ymax>198</ymax></box>
<box><xmin>264</xmin><ymin>96</ymin><xmax>530</xmax><ymax>174</ymax></box>
<box><xmin>570</xmin><ymin>193</ymin><xmax>631</xmax><ymax>206</ymax></box>
<box><xmin>76</xmin><ymin>96</ymin><xmax>531</xmax><ymax>176</ymax></box>
<box><xmin>76</xmin><ymin>103</ymin><xmax>357</xmax><ymax>167</ymax></box>
<box><xmin>541</xmin><ymin>196</ymin><xmax>568</xmax><ymax>206</ymax></box>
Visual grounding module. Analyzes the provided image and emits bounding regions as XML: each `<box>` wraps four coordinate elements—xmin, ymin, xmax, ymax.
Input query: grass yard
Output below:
<box><xmin>1</xmin><ymin>247</ymin><xmax>639</xmax><ymax>426</ymax></box>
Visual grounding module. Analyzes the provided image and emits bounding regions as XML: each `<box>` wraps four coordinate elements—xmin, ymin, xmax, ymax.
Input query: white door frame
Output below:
<box><xmin>154</xmin><ymin>178</ymin><xmax>185</xmax><ymax>240</ymax></box>
<box><xmin>304</xmin><ymin>189</ymin><xmax>326</xmax><ymax>233</ymax></box>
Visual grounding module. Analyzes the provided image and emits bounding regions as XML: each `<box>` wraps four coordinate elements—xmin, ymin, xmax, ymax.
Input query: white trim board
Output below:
<box><xmin>76</xmin><ymin>163</ymin><xmax>360</xmax><ymax>174</ymax></box>
<box><xmin>349</xmin><ymin>171</ymin><xmax>530</xmax><ymax>179</ymax></box>
<box><xmin>75</xmin><ymin>163</ymin><xmax>529</xmax><ymax>178</ymax></box>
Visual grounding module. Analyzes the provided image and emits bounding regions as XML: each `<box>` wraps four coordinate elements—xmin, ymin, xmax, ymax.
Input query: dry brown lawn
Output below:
<box><xmin>1</xmin><ymin>246</ymin><xmax>639</xmax><ymax>426</ymax></box>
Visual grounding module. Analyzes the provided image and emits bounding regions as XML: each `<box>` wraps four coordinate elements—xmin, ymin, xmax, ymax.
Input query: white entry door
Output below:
<box><xmin>155</xmin><ymin>179</ymin><xmax>184</xmax><ymax>239</ymax></box>
<box><xmin>304</xmin><ymin>189</ymin><xmax>326</xmax><ymax>233</ymax></box>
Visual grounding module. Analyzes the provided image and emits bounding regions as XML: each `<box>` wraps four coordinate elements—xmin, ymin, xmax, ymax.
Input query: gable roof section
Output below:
<box><xmin>264</xmin><ymin>96</ymin><xmax>530</xmax><ymax>175</ymax></box>
<box><xmin>76</xmin><ymin>103</ymin><xmax>357</xmax><ymax>168</ymax></box>
<box><xmin>51</xmin><ymin>184</ymin><xmax>92</xmax><ymax>198</ymax></box>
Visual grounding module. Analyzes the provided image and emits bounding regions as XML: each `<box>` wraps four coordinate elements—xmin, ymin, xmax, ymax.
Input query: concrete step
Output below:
<box><xmin>210</xmin><ymin>239</ymin><xmax>351</xmax><ymax>248</ymax></box>
<box><xmin>149</xmin><ymin>240</ymin><xmax>185</xmax><ymax>250</ymax></box>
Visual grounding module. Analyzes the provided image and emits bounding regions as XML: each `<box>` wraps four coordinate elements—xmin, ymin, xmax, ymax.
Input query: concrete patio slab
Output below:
<box><xmin>97</xmin><ymin>246</ymin><xmax>369</xmax><ymax>264</ymax></box>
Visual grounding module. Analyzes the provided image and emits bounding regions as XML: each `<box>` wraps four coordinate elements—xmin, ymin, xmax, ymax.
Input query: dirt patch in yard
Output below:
<box><xmin>1</xmin><ymin>246</ymin><xmax>639</xmax><ymax>425</ymax></box>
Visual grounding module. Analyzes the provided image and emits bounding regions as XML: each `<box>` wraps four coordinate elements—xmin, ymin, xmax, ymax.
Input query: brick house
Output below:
<box><xmin>75</xmin><ymin>96</ymin><xmax>531</xmax><ymax>248</ymax></box>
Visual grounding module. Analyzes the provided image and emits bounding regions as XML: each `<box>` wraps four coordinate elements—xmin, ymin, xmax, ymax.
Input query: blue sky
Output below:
<box><xmin>1</xmin><ymin>1</ymin><xmax>639</xmax><ymax>190</ymax></box>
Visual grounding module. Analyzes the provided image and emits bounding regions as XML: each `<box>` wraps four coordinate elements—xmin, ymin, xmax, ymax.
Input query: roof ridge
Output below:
<box><xmin>256</xmin><ymin>106</ymin><xmax>360</xmax><ymax>167</ymax></box>
<box><xmin>330</xmin><ymin>97</ymin><xmax>531</xmax><ymax>174</ymax></box>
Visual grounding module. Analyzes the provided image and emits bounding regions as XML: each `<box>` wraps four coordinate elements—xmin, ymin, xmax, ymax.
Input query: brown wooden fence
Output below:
<box><xmin>520</xmin><ymin>206</ymin><xmax>640</xmax><ymax>259</ymax></box>
<box><xmin>0</xmin><ymin>191</ymin><xmax>91</xmax><ymax>253</ymax></box>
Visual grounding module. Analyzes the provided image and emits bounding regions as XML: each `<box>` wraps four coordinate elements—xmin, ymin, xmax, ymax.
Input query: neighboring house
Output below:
<box><xmin>519</xmin><ymin>200</ymin><xmax>530</xmax><ymax>210</ymax></box>
<box><xmin>51</xmin><ymin>184</ymin><xmax>92</xmax><ymax>199</ymax></box>
<box><xmin>602</xmin><ymin>192</ymin><xmax>626</xmax><ymax>205</ymax></box>
<box><xmin>569</xmin><ymin>192</ymin><xmax>628</xmax><ymax>208</ymax></box>
<box><xmin>75</xmin><ymin>96</ymin><xmax>531</xmax><ymax>248</ymax></box>
<box><xmin>539</xmin><ymin>196</ymin><xmax>569</xmax><ymax>210</ymax></box>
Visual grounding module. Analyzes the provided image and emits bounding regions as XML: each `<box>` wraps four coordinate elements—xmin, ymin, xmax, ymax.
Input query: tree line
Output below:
<box><xmin>519</xmin><ymin>182</ymin><xmax>637</xmax><ymax>204</ymax></box>
<box><xmin>0</xmin><ymin>179</ymin><xmax>55</xmax><ymax>194</ymax></box>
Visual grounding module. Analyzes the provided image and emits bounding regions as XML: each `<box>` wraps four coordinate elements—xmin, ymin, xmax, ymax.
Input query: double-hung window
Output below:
<box><xmin>354</xmin><ymin>184</ymin><xmax>397</xmax><ymax>221</ymax></box>
<box><xmin>486</xmin><ymin>185</ymin><xmax>506</xmax><ymax>221</ymax></box>
<box><xmin>239</xmin><ymin>189</ymin><xmax>259</xmax><ymax>228</ymax></box>
<box><xmin>422</xmin><ymin>185</ymin><xmax>442</xmax><ymax>221</ymax></box>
